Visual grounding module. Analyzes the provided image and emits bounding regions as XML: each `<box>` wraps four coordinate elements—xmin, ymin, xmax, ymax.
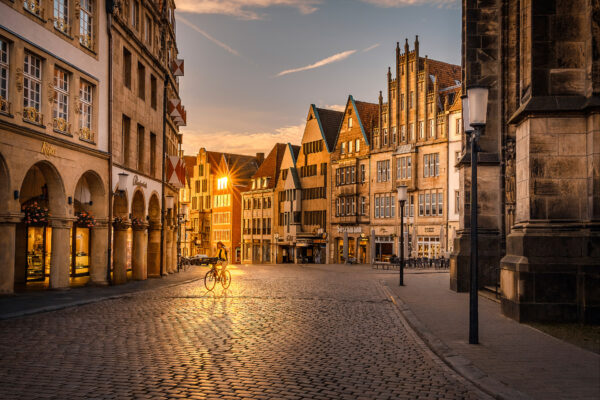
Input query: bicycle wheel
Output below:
<box><xmin>221</xmin><ymin>270</ymin><xmax>231</xmax><ymax>289</ymax></box>
<box><xmin>204</xmin><ymin>269</ymin><xmax>216</xmax><ymax>291</ymax></box>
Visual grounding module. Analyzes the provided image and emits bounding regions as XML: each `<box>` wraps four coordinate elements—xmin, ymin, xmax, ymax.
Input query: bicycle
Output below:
<box><xmin>204</xmin><ymin>263</ymin><xmax>231</xmax><ymax>291</ymax></box>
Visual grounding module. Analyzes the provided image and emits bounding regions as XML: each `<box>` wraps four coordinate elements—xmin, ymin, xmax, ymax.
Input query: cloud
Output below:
<box><xmin>177</xmin><ymin>0</ymin><xmax>321</xmax><ymax>20</ymax></box>
<box><xmin>363</xmin><ymin>43</ymin><xmax>381</xmax><ymax>52</ymax></box>
<box><xmin>360</xmin><ymin>0</ymin><xmax>458</xmax><ymax>7</ymax></box>
<box><xmin>323</xmin><ymin>104</ymin><xmax>346</xmax><ymax>112</ymax></box>
<box><xmin>177</xmin><ymin>15</ymin><xmax>241</xmax><ymax>56</ymax></box>
<box><xmin>181</xmin><ymin>124</ymin><xmax>305</xmax><ymax>156</ymax></box>
<box><xmin>277</xmin><ymin>49</ymin><xmax>357</xmax><ymax>77</ymax></box>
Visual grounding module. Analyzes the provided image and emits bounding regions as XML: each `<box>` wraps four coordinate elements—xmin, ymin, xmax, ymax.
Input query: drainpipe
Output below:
<box><xmin>105</xmin><ymin>2</ymin><xmax>114</xmax><ymax>285</ymax></box>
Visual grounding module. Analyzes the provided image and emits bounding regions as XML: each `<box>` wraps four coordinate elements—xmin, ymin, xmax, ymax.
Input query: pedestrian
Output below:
<box><xmin>216</xmin><ymin>241</ymin><xmax>228</xmax><ymax>279</ymax></box>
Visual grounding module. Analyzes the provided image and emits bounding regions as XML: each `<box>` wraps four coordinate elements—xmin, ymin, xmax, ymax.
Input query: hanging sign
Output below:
<box><xmin>166</xmin><ymin>156</ymin><xmax>185</xmax><ymax>188</ymax></box>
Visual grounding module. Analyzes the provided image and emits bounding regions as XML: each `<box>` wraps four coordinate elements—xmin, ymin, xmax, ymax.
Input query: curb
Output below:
<box><xmin>0</xmin><ymin>274</ymin><xmax>204</xmax><ymax>320</ymax></box>
<box><xmin>380</xmin><ymin>282</ymin><xmax>532</xmax><ymax>400</ymax></box>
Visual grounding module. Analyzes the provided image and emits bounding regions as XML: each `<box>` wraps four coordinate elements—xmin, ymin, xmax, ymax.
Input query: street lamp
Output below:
<box><xmin>165</xmin><ymin>195</ymin><xmax>174</xmax><ymax>210</ymax></box>
<box><xmin>463</xmin><ymin>86</ymin><xmax>489</xmax><ymax>345</ymax></box>
<box><xmin>397</xmin><ymin>185</ymin><xmax>408</xmax><ymax>286</ymax></box>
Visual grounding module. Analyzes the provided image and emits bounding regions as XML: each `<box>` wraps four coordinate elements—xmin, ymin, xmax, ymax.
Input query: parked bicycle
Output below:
<box><xmin>204</xmin><ymin>264</ymin><xmax>231</xmax><ymax>291</ymax></box>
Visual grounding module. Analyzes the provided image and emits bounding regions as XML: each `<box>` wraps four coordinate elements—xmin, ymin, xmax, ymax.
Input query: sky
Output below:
<box><xmin>176</xmin><ymin>0</ymin><xmax>461</xmax><ymax>156</ymax></box>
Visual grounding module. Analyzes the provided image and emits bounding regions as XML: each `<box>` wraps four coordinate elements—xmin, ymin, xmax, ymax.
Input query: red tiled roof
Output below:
<box><xmin>242</xmin><ymin>143</ymin><xmax>288</xmax><ymax>192</ymax></box>
<box><xmin>354</xmin><ymin>99</ymin><xmax>379</xmax><ymax>136</ymax></box>
<box><xmin>425</xmin><ymin>58</ymin><xmax>461</xmax><ymax>91</ymax></box>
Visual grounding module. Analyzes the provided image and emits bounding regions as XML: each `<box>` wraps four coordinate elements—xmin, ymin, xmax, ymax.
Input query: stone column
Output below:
<box><xmin>0</xmin><ymin>214</ymin><xmax>19</xmax><ymax>294</ymax></box>
<box><xmin>112</xmin><ymin>222</ymin><xmax>130</xmax><ymax>285</ymax></box>
<box><xmin>165</xmin><ymin>227</ymin><xmax>173</xmax><ymax>274</ymax></box>
<box><xmin>50</xmin><ymin>218</ymin><xmax>71</xmax><ymax>289</ymax></box>
<box><xmin>147</xmin><ymin>222</ymin><xmax>161</xmax><ymax>278</ymax></box>
<box><xmin>132</xmin><ymin>224</ymin><xmax>148</xmax><ymax>280</ymax></box>
<box><xmin>170</xmin><ymin>228</ymin><xmax>177</xmax><ymax>273</ymax></box>
<box><xmin>89</xmin><ymin>221</ymin><xmax>109</xmax><ymax>285</ymax></box>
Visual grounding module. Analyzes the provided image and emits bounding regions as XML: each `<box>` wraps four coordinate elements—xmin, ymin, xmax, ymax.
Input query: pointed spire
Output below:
<box><xmin>379</xmin><ymin>90</ymin><xmax>383</xmax><ymax>104</ymax></box>
<box><xmin>387</xmin><ymin>66</ymin><xmax>392</xmax><ymax>79</ymax></box>
<box><xmin>414</xmin><ymin>35</ymin><xmax>419</xmax><ymax>56</ymax></box>
<box><xmin>404</xmin><ymin>38</ymin><xmax>409</xmax><ymax>53</ymax></box>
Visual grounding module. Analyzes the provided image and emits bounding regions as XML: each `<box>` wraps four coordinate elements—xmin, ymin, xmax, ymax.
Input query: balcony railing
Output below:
<box><xmin>0</xmin><ymin>97</ymin><xmax>11</xmax><ymax>115</ymax></box>
<box><xmin>23</xmin><ymin>107</ymin><xmax>43</xmax><ymax>125</ymax></box>
<box><xmin>79</xmin><ymin>127</ymin><xmax>94</xmax><ymax>142</ymax></box>
<box><xmin>53</xmin><ymin>117</ymin><xmax>71</xmax><ymax>134</ymax></box>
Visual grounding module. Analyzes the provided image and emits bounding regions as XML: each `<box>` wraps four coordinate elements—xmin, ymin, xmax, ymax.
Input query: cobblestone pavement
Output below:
<box><xmin>0</xmin><ymin>264</ymin><xmax>487</xmax><ymax>399</ymax></box>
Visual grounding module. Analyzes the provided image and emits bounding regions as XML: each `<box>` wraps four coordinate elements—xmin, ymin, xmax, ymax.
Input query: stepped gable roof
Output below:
<box><xmin>426</xmin><ymin>58</ymin><xmax>461</xmax><ymax>91</ymax></box>
<box><xmin>313</xmin><ymin>106</ymin><xmax>344</xmax><ymax>153</ymax></box>
<box><xmin>243</xmin><ymin>143</ymin><xmax>287</xmax><ymax>192</ymax></box>
<box><xmin>183</xmin><ymin>155</ymin><xmax>196</xmax><ymax>183</ymax></box>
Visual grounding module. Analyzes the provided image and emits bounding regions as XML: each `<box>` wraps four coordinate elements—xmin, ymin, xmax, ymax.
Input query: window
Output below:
<box><xmin>144</xmin><ymin>14</ymin><xmax>152</xmax><ymax>44</ymax></box>
<box><xmin>410</xmin><ymin>195</ymin><xmax>415</xmax><ymax>217</ymax></box>
<box><xmin>341</xmin><ymin>142</ymin><xmax>346</xmax><ymax>154</ymax></box>
<box><xmin>392</xmin><ymin>127</ymin><xmax>397</xmax><ymax>144</ymax></box>
<box><xmin>131</xmin><ymin>1</ymin><xmax>139</xmax><ymax>29</ymax></box>
<box><xmin>419</xmin><ymin>194</ymin><xmax>424</xmax><ymax>216</ymax></box>
<box><xmin>383</xmin><ymin>128</ymin><xmax>388</xmax><ymax>146</ymax></box>
<box><xmin>123</xmin><ymin>48</ymin><xmax>131</xmax><ymax>88</ymax></box>
<box><xmin>217</xmin><ymin>177</ymin><xmax>228</xmax><ymax>190</ymax></box>
<box><xmin>360</xmin><ymin>164</ymin><xmax>366</xmax><ymax>182</ymax></box>
<box><xmin>24</xmin><ymin>0</ymin><xmax>42</xmax><ymax>16</ymax></box>
<box><xmin>348</xmin><ymin>117</ymin><xmax>353</xmax><ymax>129</ymax></box>
<box><xmin>424</xmin><ymin>154</ymin><xmax>430</xmax><ymax>177</ymax></box>
<box><xmin>375</xmin><ymin>196</ymin><xmax>380</xmax><ymax>218</ymax></box>
<box><xmin>435</xmin><ymin>153</ymin><xmax>440</xmax><ymax>176</ymax></box>
<box><xmin>23</xmin><ymin>53</ymin><xmax>42</xmax><ymax>121</ymax></box>
<box><xmin>429</xmin><ymin>119</ymin><xmax>435</xmax><ymax>138</ymax></box>
<box><xmin>79</xmin><ymin>80</ymin><xmax>93</xmax><ymax>139</ymax></box>
<box><xmin>455</xmin><ymin>190</ymin><xmax>460</xmax><ymax>213</ymax></box>
<box><xmin>456</xmin><ymin>118</ymin><xmax>462</xmax><ymax>135</ymax></box>
<box><xmin>400</xmin><ymin>125</ymin><xmax>406</xmax><ymax>141</ymax></box>
<box><xmin>54</xmin><ymin>0</ymin><xmax>69</xmax><ymax>34</ymax></box>
<box><xmin>432</xmin><ymin>191</ymin><xmax>437</xmax><ymax>216</ymax></box>
<box><xmin>320</xmin><ymin>162</ymin><xmax>327</xmax><ymax>176</ymax></box>
<box><xmin>425</xmin><ymin>193</ymin><xmax>430</xmax><ymax>216</ymax></box>
<box><xmin>361</xmin><ymin>197</ymin><xmax>366</xmax><ymax>215</ymax></box>
<box><xmin>53</xmin><ymin>67</ymin><xmax>69</xmax><ymax>131</ymax></box>
<box><xmin>419</xmin><ymin>121</ymin><xmax>424</xmax><ymax>139</ymax></box>
<box><xmin>137</xmin><ymin>62</ymin><xmax>145</xmax><ymax>100</ymax></box>
<box><xmin>150</xmin><ymin>133</ymin><xmax>156</xmax><ymax>175</ymax></box>
<box><xmin>348</xmin><ymin>140</ymin><xmax>353</xmax><ymax>153</ymax></box>
<box><xmin>79</xmin><ymin>0</ymin><xmax>94</xmax><ymax>49</ymax></box>
<box><xmin>150</xmin><ymin>74</ymin><xmax>157</xmax><ymax>109</ymax></box>
<box><xmin>438</xmin><ymin>191</ymin><xmax>443</xmax><ymax>216</ymax></box>
<box><xmin>355</xmin><ymin>139</ymin><xmax>360</xmax><ymax>152</ymax></box>
<box><xmin>137</xmin><ymin>124</ymin><xmax>144</xmax><ymax>171</ymax></box>
<box><xmin>0</xmin><ymin>39</ymin><xmax>8</xmax><ymax>105</ymax></box>
<box><xmin>122</xmin><ymin>115</ymin><xmax>130</xmax><ymax>166</ymax></box>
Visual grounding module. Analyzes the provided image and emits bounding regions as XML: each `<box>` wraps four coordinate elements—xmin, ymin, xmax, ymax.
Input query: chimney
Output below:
<box><xmin>256</xmin><ymin>152</ymin><xmax>265</xmax><ymax>166</ymax></box>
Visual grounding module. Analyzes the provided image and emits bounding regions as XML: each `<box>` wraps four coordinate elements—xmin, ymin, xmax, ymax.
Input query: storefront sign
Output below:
<box><xmin>133</xmin><ymin>175</ymin><xmax>147</xmax><ymax>188</ymax></box>
<box><xmin>337</xmin><ymin>226</ymin><xmax>362</xmax><ymax>234</ymax></box>
<box><xmin>41</xmin><ymin>142</ymin><xmax>56</xmax><ymax>157</ymax></box>
<box><xmin>424</xmin><ymin>227</ymin><xmax>435</xmax><ymax>233</ymax></box>
<box><xmin>396</xmin><ymin>144</ymin><xmax>413</xmax><ymax>154</ymax></box>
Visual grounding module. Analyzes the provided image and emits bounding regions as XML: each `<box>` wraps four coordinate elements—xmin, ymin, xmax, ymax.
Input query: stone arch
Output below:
<box><xmin>148</xmin><ymin>192</ymin><xmax>160</xmax><ymax>223</ymax></box>
<box><xmin>73</xmin><ymin>170</ymin><xmax>107</xmax><ymax>219</ymax></box>
<box><xmin>19</xmin><ymin>160</ymin><xmax>67</xmax><ymax>217</ymax></box>
<box><xmin>131</xmin><ymin>189</ymin><xmax>146</xmax><ymax>219</ymax></box>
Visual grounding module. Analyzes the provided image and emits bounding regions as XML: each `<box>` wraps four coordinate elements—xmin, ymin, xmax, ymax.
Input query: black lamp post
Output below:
<box><xmin>397</xmin><ymin>185</ymin><xmax>408</xmax><ymax>286</ymax></box>
<box><xmin>463</xmin><ymin>86</ymin><xmax>489</xmax><ymax>345</ymax></box>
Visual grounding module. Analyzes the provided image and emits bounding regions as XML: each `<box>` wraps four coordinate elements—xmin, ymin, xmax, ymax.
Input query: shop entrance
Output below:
<box><xmin>26</xmin><ymin>224</ymin><xmax>51</xmax><ymax>285</ymax></box>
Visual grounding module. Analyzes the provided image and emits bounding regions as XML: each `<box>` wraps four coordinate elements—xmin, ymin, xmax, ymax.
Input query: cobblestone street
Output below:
<box><xmin>0</xmin><ymin>265</ymin><xmax>486</xmax><ymax>399</ymax></box>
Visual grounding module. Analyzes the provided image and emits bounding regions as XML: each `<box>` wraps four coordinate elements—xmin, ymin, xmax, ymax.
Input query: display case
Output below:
<box><xmin>26</xmin><ymin>226</ymin><xmax>51</xmax><ymax>283</ymax></box>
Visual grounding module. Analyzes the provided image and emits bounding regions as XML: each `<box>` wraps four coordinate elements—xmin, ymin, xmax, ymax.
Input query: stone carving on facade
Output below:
<box><xmin>504</xmin><ymin>139</ymin><xmax>516</xmax><ymax>205</ymax></box>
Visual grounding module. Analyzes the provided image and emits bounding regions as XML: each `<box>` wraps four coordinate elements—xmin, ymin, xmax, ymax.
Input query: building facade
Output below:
<box><xmin>241</xmin><ymin>144</ymin><xmax>285</xmax><ymax>264</ymax></box>
<box><xmin>0</xmin><ymin>0</ymin><xmax>110</xmax><ymax>292</ymax></box>
<box><xmin>455</xmin><ymin>0</ymin><xmax>600</xmax><ymax>323</ymax></box>
<box><xmin>273</xmin><ymin>143</ymin><xmax>301</xmax><ymax>263</ymax></box>
<box><xmin>294</xmin><ymin>105</ymin><xmax>342</xmax><ymax>263</ymax></box>
<box><xmin>329</xmin><ymin>96</ymin><xmax>378</xmax><ymax>264</ymax></box>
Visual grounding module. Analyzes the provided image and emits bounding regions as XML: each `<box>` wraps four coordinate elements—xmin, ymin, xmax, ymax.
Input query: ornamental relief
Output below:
<box><xmin>504</xmin><ymin>139</ymin><xmax>516</xmax><ymax>205</ymax></box>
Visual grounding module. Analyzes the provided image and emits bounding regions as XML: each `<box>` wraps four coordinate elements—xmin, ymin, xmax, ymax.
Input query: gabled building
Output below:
<box><xmin>329</xmin><ymin>95</ymin><xmax>378</xmax><ymax>264</ymax></box>
<box><xmin>211</xmin><ymin>152</ymin><xmax>260</xmax><ymax>263</ymax></box>
<box><xmin>372</xmin><ymin>37</ymin><xmax>461</xmax><ymax>261</ymax></box>
<box><xmin>241</xmin><ymin>143</ymin><xmax>287</xmax><ymax>264</ymax></box>
<box><xmin>294</xmin><ymin>105</ymin><xmax>342</xmax><ymax>263</ymax></box>
<box><xmin>273</xmin><ymin>143</ymin><xmax>301</xmax><ymax>263</ymax></box>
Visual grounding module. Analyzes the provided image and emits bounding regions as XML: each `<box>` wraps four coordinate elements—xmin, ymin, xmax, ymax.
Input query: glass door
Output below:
<box><xmin>26</xmin><ymin>226</ymin><xmax>51</xmax><ymax>284</ymax></box>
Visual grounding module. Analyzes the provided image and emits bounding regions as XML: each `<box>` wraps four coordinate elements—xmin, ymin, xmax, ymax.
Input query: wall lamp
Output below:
<box><xmin>13</xmin><ymin>190</ymin><xmax>19</xmax><ymax>200</ymax></box>
<box><xmin>114</xmin><ymin>172</ymin><xmax>129</xmax><ymax>198</ymax></box>
<box><xmin>166</xmin><ymin>195</ymin><xmax>174</xmax><ymax>210</ymax></box>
